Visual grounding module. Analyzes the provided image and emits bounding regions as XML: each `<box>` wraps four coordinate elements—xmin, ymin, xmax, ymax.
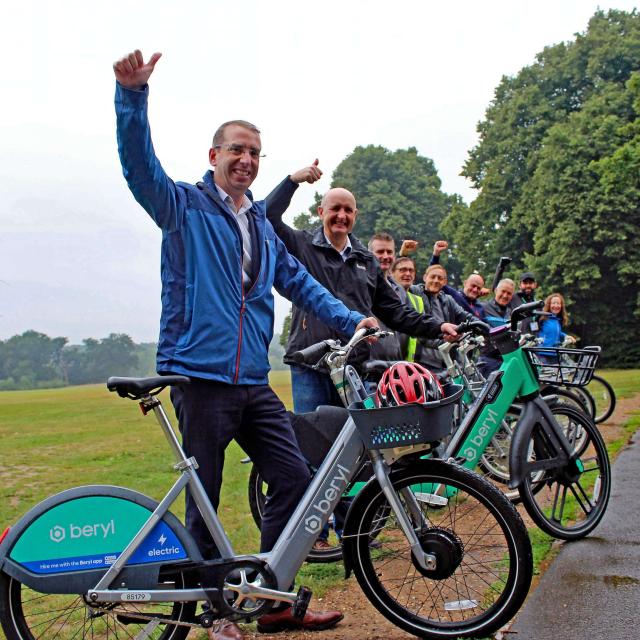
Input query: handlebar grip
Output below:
<box><xmin>290</xmin><ymin>340</ymin><xmax>332</xmax><ymax>365</ymax></box>
<box><xmin>510</xmin><ymin>300</ymin><xmax>544</xmax><ymax>330</ymax></box>
<box><xmin>454</xmin><ymin>320</ymin><xmax>491</xmax><ymax>336</ymax></box>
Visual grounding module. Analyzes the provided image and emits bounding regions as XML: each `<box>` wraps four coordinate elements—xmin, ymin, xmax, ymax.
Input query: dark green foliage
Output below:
<box><xmin>64</xmin><ymin>334</ymin><xmax>139</xmax><ymax>384</ymax></box>
<box><xmin>279</xmin><ymin>311</ymin><xmax>292</xmax><ymax>348</ymax></box>
<box><xmin>0</xmin><ymin>331</ymin><xmax>146</xmax><ymax>390</ymax></box>
<box><xmin>0</xmin><ymin>330</ymin><xmax>290</xmax><ymax>388</ymax></box>
<box><xmin>0</xmin><ymin>330</ymin><xmax>67</xmax><ymax>390</ymax></box>
<box><xmin>332</xmin><ymin>145</ymin><xmax>463</xmax><ymax>280</ymax></box>
<box><xmin>442</xmin><ymin>9</ymin><xmax>640</xmax><ymax>366</ymax></box>
<box><xmin>292</xmin><ymin>145</ymin><xmax>464</xmax><ymax>282</ymax></box>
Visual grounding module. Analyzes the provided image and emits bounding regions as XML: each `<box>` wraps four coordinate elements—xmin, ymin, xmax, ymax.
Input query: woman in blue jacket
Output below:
<box><xmin>538</xmin><ymin>293</ymin><xmax>575</xmax><ymax>359</ymax></box>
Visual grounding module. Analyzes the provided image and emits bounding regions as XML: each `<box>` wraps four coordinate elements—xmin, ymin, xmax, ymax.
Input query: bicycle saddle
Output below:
<box><xmin>106</xmin><ymin>375</ymin><xmax>191</xmax><ymax>399</ymax></box>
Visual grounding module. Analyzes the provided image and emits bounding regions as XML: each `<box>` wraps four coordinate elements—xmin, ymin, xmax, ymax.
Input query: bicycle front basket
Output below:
<box><xmin>348</xmin><ymin>383</ymin><xmax>463</xmax><ymax>450</ymax></box>
<box><xmin>523</xmin><ymin>346</ymin><xmax>601</xmax><ymax>387</ymax></box>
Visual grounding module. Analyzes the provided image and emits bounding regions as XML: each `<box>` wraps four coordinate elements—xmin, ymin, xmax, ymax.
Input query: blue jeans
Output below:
<box><xmin>290</xmin><ymin>365</ymin><xmax>360</xmax><ymax>541</ymax></box>
<box><xmin>290</xmin><ymin>365</ymin><xmax>377</xmax><ymax>413</ymax></box>
<box><xmin>290</xmin><ymin>365</ymin><xmax>343</xmax><ymax>413</ymax></box>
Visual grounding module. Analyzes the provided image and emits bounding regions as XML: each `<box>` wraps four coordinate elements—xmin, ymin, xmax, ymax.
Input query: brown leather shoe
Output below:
<box><xmin>312</xmin><ymin>539</ymin><xmax>333</xmax><ymax>551</ymax></box>
<box><xmin>207</xmin><ymin>619</ymin><xmax>244</xmax><ymax>640</ymax></box>
<box><xmin>257</xmin><ymin>606</ymin><xmax>344</xmax><ymax>633</ymax></box>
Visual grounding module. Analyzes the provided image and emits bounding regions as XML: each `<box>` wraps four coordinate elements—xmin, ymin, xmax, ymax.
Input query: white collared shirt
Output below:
<box><xmin>216</xmin><ymin>185</ymin><xmax>253</xmax><ymax>285</ymax></box>
<box><xmin>324</xmin><ymin>233</ymin><xmax>352</xmax><ymax>261</ymax></box>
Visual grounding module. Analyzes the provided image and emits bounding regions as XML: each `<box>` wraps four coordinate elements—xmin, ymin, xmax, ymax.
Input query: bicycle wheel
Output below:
<box><xmin>343</xmin><ymin>459</ymin><xmax>532</xmax><ymax>639</ymax></box>
<box><xmin>248</xmin><ymin>465</ymin><xmax>343</xmax><ymax>563</ymax></box>
<box><xmin>478</xmin><ymin>416</ymin><xmax>513</xmax><ymax>485</ymax></box>
<box><xmin>518</xmin><ymin>405</ymin><xmax>611</xmax><ymax>540</ymax></box>
<box><xmin>584</xmin><ymin>375</ymin><xmax>616</xmax><ymax>423</ymax></box>
<box><xmin>0</xmin><ymin>568</ymin><xmax>194</xmax><ymax>640</ymax></box>
<box><xmin>478</xmin><ymin>407</ymin><xmax>545</xmax><ymax>504</ymax></box>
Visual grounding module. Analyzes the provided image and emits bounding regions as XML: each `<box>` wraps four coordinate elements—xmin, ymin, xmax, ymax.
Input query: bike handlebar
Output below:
<box><xmin>510</xmin><ymin>300</ymin><xmax>544</xmax><ymax>330</ymax></box>
<box><xmin>454</xmin><ymin>320</ymin><xmax>491</xmax><ymax>337</ymax></box>
<box><xmin>290</xmin><ymin>328</ymin><xmax>389</xmax><ymax>366</ymax></box>
<box><xmin>290</xmin><ymin>339</ymin><xmax>333</xmax><ymax>365</ymax></box>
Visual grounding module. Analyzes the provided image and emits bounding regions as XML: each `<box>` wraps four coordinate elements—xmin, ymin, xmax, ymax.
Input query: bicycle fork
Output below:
<box><xmin>369</xmin><ymin>451</ymin><xmax>437</xmax><ymax>572</ymax></box>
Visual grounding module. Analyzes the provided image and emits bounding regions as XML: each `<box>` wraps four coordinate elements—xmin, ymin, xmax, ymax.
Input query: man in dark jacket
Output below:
<box><xmin>412</xmin><ymin>264</ymin><xmax>476</xmax><ymax>372</ymax></box>
<box><xmin>428</xmin><ymin>240</ymin><xmax>487</xmax><ymax>320</ymax></box>
<box><xmin>513</xmin><ymin>272</ymin><xmax>538</xmax><ymax>306</ymax></box>
<box><xmin>513</xmin><ymin>272</ymin><xmax>539</xmax><ymax>333</ymax></box>
<box><xmin>266</xmin><ymin>174</ymin><xmax>458</xmax><ymax>412</ymax></box>
<box><xmin>367</xmin><ymin>232</ymin><xmax>404</xmax><ymax>362</ymax></box>
<box><xmin>113</xmin><ymin>51</ymin><xmax>377</xmax><ymax>639</ymax></box>
<box><xmin>478</xmin><ymin>278</ymin><xmax>517</xmax><ymax>377</ymax></box>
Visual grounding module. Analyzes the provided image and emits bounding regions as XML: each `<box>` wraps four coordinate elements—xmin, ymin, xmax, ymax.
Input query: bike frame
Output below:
<box><xmin>76</xmin><ymin>359</ymin><xmax>437</xmax><ymax>609</ymax></box>
<box><xmin>444</xmin><ymin>328</ymin><xmax>576</xmax><ymax>488</ymax></box>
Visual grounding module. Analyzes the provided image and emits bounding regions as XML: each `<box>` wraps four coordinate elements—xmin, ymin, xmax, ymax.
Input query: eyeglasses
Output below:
<box><xmin>394</xmin><ymin>267</ymin><xmax>416</xmax><ymax>273</ymax></box>
<box><xmin>213</xmin><ymin>143</ymin><xmax>265</xmax><ymax>159</ymax></box>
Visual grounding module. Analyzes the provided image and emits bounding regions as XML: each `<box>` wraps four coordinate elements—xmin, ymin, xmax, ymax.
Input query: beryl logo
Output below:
<box><xmin>50</xmin><ymin>525</ymin><xmax>66</xmax><ymax>543</ymax></box>
<box><xmin>48</xmin><ymin>520</ymin><xmax>116</xmax><ymax>543</ymax></box>
<box><xmin>304</xmin><ymin>515</ymin><xmax>322</xmax><ymax>535</ymax></box>
<box><xmin>304</xmin><ymin>464</ymin><xmax>350</xmax><ymax>535</ymax></box>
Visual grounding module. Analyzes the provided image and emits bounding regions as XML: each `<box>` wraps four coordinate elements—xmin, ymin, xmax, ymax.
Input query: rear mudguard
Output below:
<box><xmin>0</xmin><ymin>485</ymin><xmax>201</xmax><ymax>594</ymax></box>
<box><xmin>508</xmin><ymin>397</ymin><xmax>571</xmax><ymax>489</ymax></box>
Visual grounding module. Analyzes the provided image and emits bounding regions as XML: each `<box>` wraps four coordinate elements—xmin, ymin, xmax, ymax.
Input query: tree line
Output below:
<box><xmin>0</xmin><ymin>330</ymin><xmax>288</xmax><ymax>391</ymax></box>
<box><xmin>285</xmin><ymin>9</ymin><xmax>640</xmax><ymax>367</ymax></box>
<box><xmin>0</xmin><ymin>331</ymin><xmax>155</xmax><ymax>390</ymax></box>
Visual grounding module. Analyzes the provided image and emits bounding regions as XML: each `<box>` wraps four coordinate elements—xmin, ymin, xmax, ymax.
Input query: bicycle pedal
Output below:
<box><xmin>291</xmin><ymin>586</ymin><xmax>312</xmax><ymax>620</ymax></box>
<box><xmin>199</xmin><ymin>611</ymin><xmax>215</xmax><ymax>628</ymax></box>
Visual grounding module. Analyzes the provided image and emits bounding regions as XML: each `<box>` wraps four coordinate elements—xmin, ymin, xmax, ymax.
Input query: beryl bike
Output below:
<box><xmin>0</xmin><ymin>328</ymin><xmax>533</xmax><ymax>640</ymax></box>
<box><xmin>437</xmin><ymin>326</ymin><xmax>594</xmax><ymax>501</ymax></box>
<box><xmin>443</xmin><ymin>302</ymin><xmax>611</xmax><ymax>540</ymax></box>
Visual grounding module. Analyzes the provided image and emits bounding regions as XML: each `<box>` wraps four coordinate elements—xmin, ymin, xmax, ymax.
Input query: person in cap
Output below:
<box><xmin>513</xmin><ymin>272</ymin><xmax>538</xmax><ymax>306</ymax></box>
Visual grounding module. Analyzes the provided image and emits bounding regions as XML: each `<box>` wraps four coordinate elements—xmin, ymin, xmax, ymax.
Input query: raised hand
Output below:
<box><xmin>290</xmin><ymin>159</ymin><xmax>323</xmax><ymax>184</ymax></box>
<box><xmin>399</xmin><ymin>239</ymin><xmax>418</xmax><ymax>256</ymax></box>
<box><xmin>113</xmin><ymin>49</ymin><xmax>162</xmax><ymax>89</ymax></box>
<box><xmin>433</xmin><ymin>240</ymin><xmax>449</xmax><ymax>256</ymax></box>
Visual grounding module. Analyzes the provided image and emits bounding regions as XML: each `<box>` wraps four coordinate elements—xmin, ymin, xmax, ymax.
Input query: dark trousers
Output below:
<box><xmin>171</xmin><ymin>379</ymin><xmax>311</xmax><ymax>558</ymax></box>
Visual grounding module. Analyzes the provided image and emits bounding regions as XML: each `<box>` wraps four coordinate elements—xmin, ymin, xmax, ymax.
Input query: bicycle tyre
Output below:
<box><xmin>478</xmin><ymin>406</ymin><xmax>548</xmax><ymax>503</ymax></box>
<box><xmin>247</xmin><ymin>465</ymin><xmax>344</xmax><ymax>563</ymax></box>
<box><xmin>343</xmin><ymin>459</ymin><xmax>533</xmax><ymax>639</ymax></box>
<box><xmin>584</xmin><ymin>375</ymin><xmax>616</xmax><ymax>423</ymax></box>
<box><xmin>0</xmin><ymin>567</ymin><xmax>194</xmax><ymax>640</ymax></box>
<box><xmin>518</xmin><ymin>405</ymin><xmax>611</xmax><ymax>540</ymax></box>
<box><xmin>478</xmin><ymin>411</ymin><xmax>522</xmax><ymax>503</ymax></box>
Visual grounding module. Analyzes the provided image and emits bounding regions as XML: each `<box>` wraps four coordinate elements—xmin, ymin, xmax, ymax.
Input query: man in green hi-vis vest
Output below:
<box><xmin>389</xmin><ymin>257</ymin><xmax>423</xmax><ymax>361</ymax></box>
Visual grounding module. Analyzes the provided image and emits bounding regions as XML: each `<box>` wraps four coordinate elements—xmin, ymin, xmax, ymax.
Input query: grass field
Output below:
<box><xmin>0</xmin><ymin>368</ymin><xmax>638</xmax><ymax>636</ymax></box>
<box><xmin>0</xmin><ymin>371</ymin><xmax>293</xmax><ymax>553</ymax></box>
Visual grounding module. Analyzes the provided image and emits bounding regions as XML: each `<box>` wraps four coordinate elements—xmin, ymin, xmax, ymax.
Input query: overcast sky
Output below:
<box><xmin>1</xmin><ymin>0</ymin><xmax>637</xmax><ymax>345</ymax></box>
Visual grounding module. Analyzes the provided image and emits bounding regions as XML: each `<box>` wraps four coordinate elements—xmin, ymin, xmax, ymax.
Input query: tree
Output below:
<box><xmin>0</xmin><ymin>330</ymin><xmax>67</xmax><ymax>388</ymax></box>
<box><xmin>64</xmin><ymin>333</ymin><xmax>139</xmax><ymax>384</ymax></box>
<box><xmin>442</xmin><ymin>9</ymin><xmax>640</xmax><ymax>365</ymax></box>
<box><xmin>294</xmin><ymin>145</ymin><xmax>464</xmax><ymax>282</ymax></box>
<box><xmin>280</xmin><ymin>310</ymin><xmax>292</xmax><ymax>348</ymax></box>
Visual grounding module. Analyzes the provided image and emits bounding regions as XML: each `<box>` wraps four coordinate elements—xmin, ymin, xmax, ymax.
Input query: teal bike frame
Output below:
<box><xmin>445</xmin><ymin>340</ymin><xmax>539</xmax><ymax>475</ymax></box>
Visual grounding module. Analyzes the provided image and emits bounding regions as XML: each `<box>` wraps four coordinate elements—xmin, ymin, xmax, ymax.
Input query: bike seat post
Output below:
<box><xmin>143</xmin><ymin>395</ymin><xmax>191</xmax><ymax>467</ymax></box>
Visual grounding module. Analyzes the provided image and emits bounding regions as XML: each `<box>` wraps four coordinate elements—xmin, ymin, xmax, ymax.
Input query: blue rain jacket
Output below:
<box><xmin>115</xmin><ymin>84</ymin><xmax>363</xmax><ymax>384</ymax></box>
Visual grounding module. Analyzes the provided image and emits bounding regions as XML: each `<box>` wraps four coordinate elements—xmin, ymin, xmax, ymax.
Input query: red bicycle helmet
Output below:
<box><xmin>377</xmin><ymin>362</ymin><xmax>444</xmax><ymax>407</ymax></box>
